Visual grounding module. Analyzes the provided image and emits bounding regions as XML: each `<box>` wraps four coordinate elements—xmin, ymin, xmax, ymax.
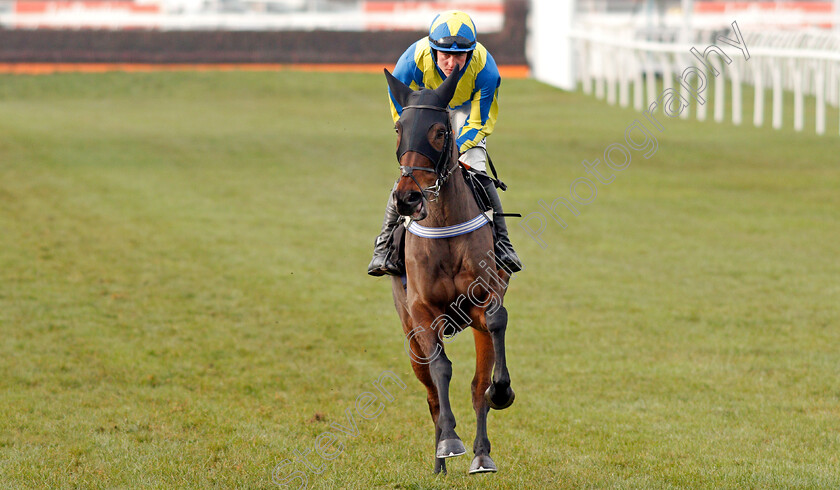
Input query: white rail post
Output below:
<box><xmin>607</xmin><ymin>51</ymin><xmax>618</xmax><ymax>105</ymax></box>
<box><xmin>816</xmin><ymin>62</ymin><xmax>826</xmax><ymax>135</ymax></box>
<box><xmin>793</xmin><ymin>59</ymin><xmax>804</xmax><ymax>132</ymax></box>
<box><xmin>753</xmin><ymin>59</ymin><xmax>764</xmax><ymax>127</ymax></box>
<box><xmin>731</xmin><ymin>59</ymin><xmax>742</xmax><ymax>125</ymax></box>
<box><xmin>714</xmin><ymin>58</ymin><xmax>726</xmax><ymax>123</ymax></box>
<box><xmin>645</xmin><ymin>54</ymin><xmax>657</xmax><ymax>108</ymax></box>
<box><xmin>633</xmin><ymin>50</ymin><xmax>645</xmax><ymax>111</ymax></box>
<box><xmin>691</xmin><ymin>60</ymin><xmax>706</xmax><ymax>122</ymax></box>
<box><xmin>679</xmin><ymin>54</ymin><xmax>690</xmax><ymax>120</ymax></box>
<box><xmin>772</xmin><ymin>61</ymin><xmax>783</xmax><ymax>129</ymax></box>
<box><xmin>657</xmin><ymin>53</ymin><xmax>673</xmax><ymax>115</ymax></box>
<box><xmin>595</xmin><ymin>44</ymin><xmax>606</xmax><ymax>100</ymax></box>
<box><xmin>662</xmin><ymin>54</ymin><xmax>673</xmax><ymax>93</ymax></box>
<box><xmin>619</xmin><ymin>48</ymin><xmax>630</xmax><ymax>108</ymax></box>
<box><xmin>580</xmin><ymin>40</ymin><xmax>591</xmax><ymax>95</ymax></box>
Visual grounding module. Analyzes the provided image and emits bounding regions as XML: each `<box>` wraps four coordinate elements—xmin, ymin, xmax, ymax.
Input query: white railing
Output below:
<box><xmin>571</xmin><ymin>26</ymin><xmax>840</xmax><ymax>136</ymax></box>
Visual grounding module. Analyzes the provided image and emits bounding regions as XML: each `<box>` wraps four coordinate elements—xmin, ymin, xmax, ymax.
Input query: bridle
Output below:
<box><xmin>397</xmin><ymin>104</ymin><xmax>458</xmax><ymax>202</ymax></box>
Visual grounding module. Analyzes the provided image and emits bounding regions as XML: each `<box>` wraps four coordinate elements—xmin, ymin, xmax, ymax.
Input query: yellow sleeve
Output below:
<box><xmin>457</xmin><ymin>87</ymin><xmax>499</xmax><ymax>153</ymax></box>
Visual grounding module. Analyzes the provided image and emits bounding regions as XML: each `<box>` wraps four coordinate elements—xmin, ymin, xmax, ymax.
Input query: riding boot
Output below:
<box><xmin>477</xmin><ymin>174</ymin><xmax>523</xmax><ymax>273</ymax></box>
<box><xmin>367</xmin><ymin>189</ymin><xmax>404</xmax><ymax>277</ymax></box>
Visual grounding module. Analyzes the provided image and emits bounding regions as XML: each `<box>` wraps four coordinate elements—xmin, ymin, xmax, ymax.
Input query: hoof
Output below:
<box><xmin>469</xmin><ymin>454</ymin><xmax>497</xmax><ymax>474</ymax></box>
<box><xmin>485</xmin><ymin>384</ymin><xmax>515</xmax><ymax>410</ymax></box>
<box><xmin>436</xmin><ymin>438</ymin><xmax>467</xmax><ymax>459</ymax></box>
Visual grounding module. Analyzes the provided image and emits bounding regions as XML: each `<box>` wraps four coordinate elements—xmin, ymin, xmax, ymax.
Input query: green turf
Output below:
<box><xmin>1</xmin><ymin>71</ymin><xmax>838</xmax><ymax>489</ymax></box>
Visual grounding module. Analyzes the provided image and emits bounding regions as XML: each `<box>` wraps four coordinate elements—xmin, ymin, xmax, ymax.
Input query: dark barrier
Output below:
<box><xmin>0</xmin><ymin>0</ymin><xmax>526</xmax><ymax>65</ymax></box>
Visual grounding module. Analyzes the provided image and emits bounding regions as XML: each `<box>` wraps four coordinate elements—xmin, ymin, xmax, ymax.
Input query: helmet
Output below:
<box><xmin>428</xmin><ymin>10</ymin><xmax>477</xmax><ymax>53</ymax></box>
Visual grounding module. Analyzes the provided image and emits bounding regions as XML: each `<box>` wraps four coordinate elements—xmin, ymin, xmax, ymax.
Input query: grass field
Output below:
<box><xmin>1</xmin><ymin>71</ymin><xmax>839</xmax><ymax>489</ymax></box>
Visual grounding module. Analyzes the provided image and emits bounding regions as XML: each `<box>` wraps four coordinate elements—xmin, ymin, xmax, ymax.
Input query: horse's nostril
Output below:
<box><xmin>396</xmin><ymin>190</ymin><xmax>420</xmax><ymax>204</ymax></box>
<box><xmin>395</xmin><ymin>190</ymin><xmax>424</xmax><ymax>216</ymax></box>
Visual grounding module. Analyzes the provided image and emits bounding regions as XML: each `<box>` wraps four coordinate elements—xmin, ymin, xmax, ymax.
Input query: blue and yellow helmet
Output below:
<box><xmin>428</xmin><ymin>10</ymin><xmax>477</xmax><ymax>53</ymax></box>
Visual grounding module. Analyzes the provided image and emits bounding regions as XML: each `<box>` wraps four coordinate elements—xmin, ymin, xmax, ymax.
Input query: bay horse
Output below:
<box><xmin>384</xmin><ymin>67</ymin><xmax>516</xmax><ymax>475</ymax></box>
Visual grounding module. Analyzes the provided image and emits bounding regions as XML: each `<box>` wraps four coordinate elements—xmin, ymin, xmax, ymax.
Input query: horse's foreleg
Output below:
<box><xmin>469</xmin><ymin>328</ymin><xmax>497</xmax><ymax>473</ymax></box>
<box><xmin>406</xmin><ymin>324</ymin><xmax>448</xmax><ymax>474</ymax></box>
<box><xmin>485</xmin><ymin>305</ymin><xmax>515</xmax><ymax>410</ymax></box>
<box><xmin>429</xmin><ymin>350</ymin><xmax>466</xmax><ymax>458</ymax></box>
<box><xmin>433</xmin><ymin>424</ymin><xmax>446</xmax><ymax>474</ymax></box>
<box><xmin>407</xmin><ymin>307</ymin><xmax>466</xmax><ymax>461</ymax></box>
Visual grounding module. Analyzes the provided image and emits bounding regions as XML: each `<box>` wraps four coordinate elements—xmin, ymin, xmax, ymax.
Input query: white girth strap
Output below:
<box><xmin>404</xmin><ymin>211</ymin><xmax>492</xmax><ymax>239</ymax></box>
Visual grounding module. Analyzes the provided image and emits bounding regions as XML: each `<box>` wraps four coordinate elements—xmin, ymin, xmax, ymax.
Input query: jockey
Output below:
<box><xmin>367</xmin><ymin>10</ymin><xmax>523</xmax><ymax>277</ymax></box>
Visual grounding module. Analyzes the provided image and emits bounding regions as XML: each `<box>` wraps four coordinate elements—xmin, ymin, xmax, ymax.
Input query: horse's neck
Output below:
<box><xmin>423</xmin><ymin>168</ymin><xmax>478</xmax><ymax>227</ymax></box>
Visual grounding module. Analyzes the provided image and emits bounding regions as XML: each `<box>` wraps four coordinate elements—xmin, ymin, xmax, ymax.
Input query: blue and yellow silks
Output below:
<box><xmin>388</xmin><ymin>38</ymin><xmax>500</xmax><ymax>154</ymax></box>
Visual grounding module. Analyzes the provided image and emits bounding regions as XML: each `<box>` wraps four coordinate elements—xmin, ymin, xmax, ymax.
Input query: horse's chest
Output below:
<box><xmin>408</xmin><ymin>273</ymin><xmax>457</xmax><ymax>306</ymax></box>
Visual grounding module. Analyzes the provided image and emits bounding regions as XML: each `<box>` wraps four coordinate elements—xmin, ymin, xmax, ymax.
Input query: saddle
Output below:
<box><xmin>461</xmin><ymin>166</ymin><xmax>495</xmax><ymax>216</ymax></box>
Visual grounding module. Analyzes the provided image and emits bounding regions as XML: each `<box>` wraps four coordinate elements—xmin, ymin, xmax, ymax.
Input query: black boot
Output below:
<box><xmin>367</xmin><ymin>190</ymin><xmax>404</xmax><ymax>277</ymax></box>
<box><xmin>477</xmin><ymin>174</ymin><xmax>523</xmax><ymax>273</ymax></box>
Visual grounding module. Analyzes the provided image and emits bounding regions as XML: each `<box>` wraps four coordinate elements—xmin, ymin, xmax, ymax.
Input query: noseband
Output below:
<box><xmin>397</xmin><ymin>104</ymin><xmax>458</xmax><ymax>202</ymax></box>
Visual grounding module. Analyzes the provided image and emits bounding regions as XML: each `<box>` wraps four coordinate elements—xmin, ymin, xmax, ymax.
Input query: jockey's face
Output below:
<box><xmin>436</xmin><ymin>51</ymin><xmax>468</xmax><ymax>78</ymax></box>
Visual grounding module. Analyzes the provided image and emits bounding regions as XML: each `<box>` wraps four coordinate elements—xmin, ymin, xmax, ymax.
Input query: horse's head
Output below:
<box><xmin>385</xmin><ymin>66</ymin><xmax>463</xmax><ymax>221</ymax></box>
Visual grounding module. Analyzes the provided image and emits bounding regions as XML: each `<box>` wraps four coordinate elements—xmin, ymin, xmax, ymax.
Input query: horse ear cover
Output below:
<box><xmin>433</xmin><ymin>63</ymin><xmax>464</xmax><ymax>106</ymax></box>
<box><xmin>385</xmin><ymin>64</ymin><xmax>464</xmax><ymax>109</ymax></box>
<box><xmin>384</xmin><ymin>69</ymin><xmax>414</xmax><ymax>109</ymax></box>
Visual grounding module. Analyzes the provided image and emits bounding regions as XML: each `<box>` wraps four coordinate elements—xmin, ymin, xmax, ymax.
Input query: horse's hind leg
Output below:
<box><xmin>485</xmin><ymin>305</ymin><xmax>515</xmax><ymax>410</ymax></box>
<box><xmin>469</xmin><ymin>329</ymin><xmax>497</xmax><ymax>474</ymax></box>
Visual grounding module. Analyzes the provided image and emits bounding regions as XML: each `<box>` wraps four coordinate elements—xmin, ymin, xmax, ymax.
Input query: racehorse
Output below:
<box><xmin>384</xmin><ymin>67</ymin><xmax>516</xmax><ymax>475</ymax></box>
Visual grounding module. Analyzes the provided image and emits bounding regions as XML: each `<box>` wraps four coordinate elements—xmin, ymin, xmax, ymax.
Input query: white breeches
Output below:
<box><xmin>449</xmin><ymin>106</ymin><xmax>488</xmax><ymax>173</ymax></box>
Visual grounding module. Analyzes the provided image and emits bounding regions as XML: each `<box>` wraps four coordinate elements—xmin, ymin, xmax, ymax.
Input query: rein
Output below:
<box><xmin>398</xmin><ymin>104</ymin><xmax>458</xmax><ymax>202</ymax></box>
